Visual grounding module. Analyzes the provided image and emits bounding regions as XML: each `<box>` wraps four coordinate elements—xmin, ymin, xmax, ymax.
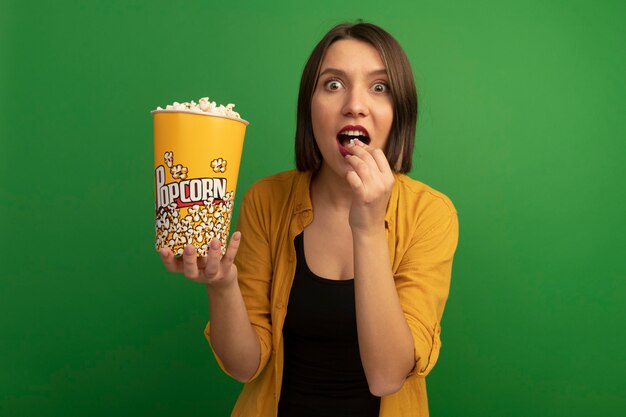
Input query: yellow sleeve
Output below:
<box><xmin>395</xmin><ymin>197</ymin><xmax>459</xmax><ymax>377</ymax></box>
<box><xmin>204</xmin><ymin>187</ymin><xmax>274</xmax><ymax>381</ymax></box>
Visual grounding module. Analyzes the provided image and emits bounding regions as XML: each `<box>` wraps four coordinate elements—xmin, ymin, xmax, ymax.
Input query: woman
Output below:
<box><xmin>160</xmin><ymin>22</ymin><xmax>458</xmax><ymax>417</ymax></box>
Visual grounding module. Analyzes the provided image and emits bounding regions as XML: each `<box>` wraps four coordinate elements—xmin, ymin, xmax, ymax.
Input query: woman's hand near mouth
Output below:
<box><xmin>343</xmin><ymin>139</ymin><xmax>395</xmax><ymax>234</ymax></box>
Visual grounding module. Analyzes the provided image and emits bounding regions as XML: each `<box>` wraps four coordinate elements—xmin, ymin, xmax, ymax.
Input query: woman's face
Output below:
<box><xmin>311</xmin><ymin>38</ymin><xmax>394</xmax><ymax>177</ymax></box>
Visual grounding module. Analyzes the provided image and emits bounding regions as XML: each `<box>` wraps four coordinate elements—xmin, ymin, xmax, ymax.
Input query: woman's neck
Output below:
<box><xmin>310</xmin><ymin>164</ymin><xmax>353</xmax><ymax>212</ymax></box>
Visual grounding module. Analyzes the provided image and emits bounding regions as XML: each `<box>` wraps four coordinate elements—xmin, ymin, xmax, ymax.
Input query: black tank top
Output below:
<box><xmin>277</xmin><ymin>233</ymin><xmax>381</xmax><ymax>417</ymax></box>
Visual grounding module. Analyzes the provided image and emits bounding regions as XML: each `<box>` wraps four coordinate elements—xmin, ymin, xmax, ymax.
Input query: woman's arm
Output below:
<box><xmin>352</xmin><ymin>205</ymin><xmax>458</xmax><ymax>396</ymax></box>
<box><xmin>353</xmin><ymin>228</ymin><xmax>416</xmax><ymax>397</ymax></box>
<box><xmin>160</xmin><ymin>185</ymin><xmax>275</xmax><ymax>383</ymax></box>
<box><xmin>160</xmin><ymin>235</ymin><xmax>261</xmax><ymax>383</ymax></box>
<box><xmin>345</xmin><ymin>141</ymin><xmax>414</xmax><ymax>395</ymax></box>
<box><xmin>206</xmin><ymin>188</ymin><xmax>275</xmax><ymax>383</ymax></box>
<box><xmin>205</xmin><ymin>249</ymin><xmax>262</xmax><ymax>383</ymax></box>
<box><xmin>345</xmin><ymin>140</ymin><xmax>458</xmax><ymax>396</ymax></box>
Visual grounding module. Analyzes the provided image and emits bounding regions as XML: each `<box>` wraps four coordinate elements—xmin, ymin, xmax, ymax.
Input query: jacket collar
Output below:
<box><xmin>292</xmin><ymin>170</ymin><xmax>313</xmax><ymax>214</ymax></box>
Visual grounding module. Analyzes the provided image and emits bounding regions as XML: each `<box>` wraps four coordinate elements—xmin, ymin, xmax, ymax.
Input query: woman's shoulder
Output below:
<box><xmin>393</xmin><ymin>174</ymin><xmax>456</xmax><ymax>214</ymax></box>
<box><xmin>241</xmin><ymin>169</ymin><xmax>309</xmax><ymax>207</ymax></box>
<box><xmin>245</xmin><ymin>169</ymin><xmax>306</xmax><ymax>194</ymax></box>
<box><xmin>392</xmin><ymin>174</ymin><xmax>458</xmax><ymax>237</ymax></box>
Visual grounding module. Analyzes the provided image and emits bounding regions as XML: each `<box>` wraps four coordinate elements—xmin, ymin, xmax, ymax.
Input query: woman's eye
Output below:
<box><xmin>325</xmin><ymin>80</ymin><xmax>343</xmax><ymax>91</ymax></box>
<box><xmin>372</xmin><ymin>82</ymin><xmax>389</xmax><ymax>93</ymax></box>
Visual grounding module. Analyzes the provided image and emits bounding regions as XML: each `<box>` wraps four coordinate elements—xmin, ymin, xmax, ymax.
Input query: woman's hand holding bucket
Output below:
<box><xmin>159</xmin><ymin>231</ymin><xmax>242</xmax><ymax>289</ymax></box>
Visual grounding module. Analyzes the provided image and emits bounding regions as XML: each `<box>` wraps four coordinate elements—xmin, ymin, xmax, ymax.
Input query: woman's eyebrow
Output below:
<box><xmin>318</xmin><ymin>67</ymin><xmax>388</xmax><ymax>77</ymax></box>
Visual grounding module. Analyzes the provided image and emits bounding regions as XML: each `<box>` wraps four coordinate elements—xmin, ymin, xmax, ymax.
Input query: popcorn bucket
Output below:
<box><xmin>152</xmin><ymin>110</ymin><xmax>249</xmax><ymax>256</ymax></box>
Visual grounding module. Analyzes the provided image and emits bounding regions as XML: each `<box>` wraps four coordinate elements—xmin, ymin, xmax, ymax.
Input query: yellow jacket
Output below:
<box><xmin>205</xmin><ymin>169</ymin><xmax>459</xmax><ymax>417</ymax></box>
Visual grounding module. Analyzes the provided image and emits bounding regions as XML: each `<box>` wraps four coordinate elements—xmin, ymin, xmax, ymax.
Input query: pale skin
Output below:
<box><xmin>159</xmin><ymin>39</ymin><xmax>415</xmax><ymax>396</ymax></box>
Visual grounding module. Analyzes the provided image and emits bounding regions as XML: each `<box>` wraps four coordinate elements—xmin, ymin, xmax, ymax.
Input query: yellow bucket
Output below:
<box><xmin>152</xmin><ymin>110</ymin><xmax>248</xmax><ymax>256</ymax></box>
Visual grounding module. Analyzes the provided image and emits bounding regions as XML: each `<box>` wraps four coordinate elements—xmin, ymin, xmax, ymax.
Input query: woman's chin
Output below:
<box><xmin>318</xmin><ymin>159</ymin><xmax>352</xmax><ymax>181</ymax></box>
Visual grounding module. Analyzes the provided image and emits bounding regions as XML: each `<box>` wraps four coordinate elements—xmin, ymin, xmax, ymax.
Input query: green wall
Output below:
<box><xmin>2</xmin><ymin>0</ymin><xmax>624</xmax><ymax>416</ymax></box>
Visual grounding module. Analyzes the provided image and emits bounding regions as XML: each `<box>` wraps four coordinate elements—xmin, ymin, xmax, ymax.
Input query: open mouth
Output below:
<box><xmin>337</xmin><ymin>125</ymin><xmax>371</xmax><ymax>156</ymax></box>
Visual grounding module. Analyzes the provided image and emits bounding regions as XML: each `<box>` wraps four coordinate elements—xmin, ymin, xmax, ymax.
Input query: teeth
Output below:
<box><xmin>341</xmin><ymin>130</ymin><xmax>368</xmax><ymax>137</ymax></box>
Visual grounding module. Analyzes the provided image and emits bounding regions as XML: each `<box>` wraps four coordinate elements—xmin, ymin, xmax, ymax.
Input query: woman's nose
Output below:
<box><xmin>342</xmin><ymin>88</ymin><xmax>369</xmax><ymax>117</ymax></box>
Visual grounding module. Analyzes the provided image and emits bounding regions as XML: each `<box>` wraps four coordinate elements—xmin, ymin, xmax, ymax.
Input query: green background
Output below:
<box><xmin>2</xmin><ymin>0</ymin><xmax>624</xmax><ymax>416</ymax></box>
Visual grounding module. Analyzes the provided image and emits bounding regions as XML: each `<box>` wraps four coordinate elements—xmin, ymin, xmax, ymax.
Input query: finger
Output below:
<box><xmin>346</xmin><ymin>138</ymin><xmax>373</xmax><ymax>157</ymax></box>
<box><xmin>344</xmin><ymin>151</ymin><xmax>373</xmax><ymax>184</ymax></box>
<box><xmin>370</xmin><ymin>147</ymin><xmax>394</xmax><ymax>178</ymax></box>
<box><xmin>347</xmin><ymin>140</ymin><xmax>380</xmax><ymax>174</ymax></box>
<box><xmin>345</xmin><ymin>169</ymin><xmax>366</xmax><ymax>198</ymax></box>
<box><xmin>352</xmin><ymin>139</ymin><xmax>387</xmax><ymax>164</ymax></box>
<box><xmin>159</xmin><ymin>248</ymin><xmax>182</xmax><ymax>273</ymax></box>
<box><xmin>202</xmin><ymin>238</ymin><xmax>223</xmax><ymax>278</ymax></box>
<box><xmin>345</xmin><ymin>144</ymin><xmax>392</xmax><ymax>201</ymax></box>
<box><xmin>197</xmin><ymin>254</ymin><xmax>209</xmax><ymax>271</ymax></box>
<box><xmin>221</xmin><ymin>231</ymin><xmax>242</xmax><ymax>270</ymax></box>
<box><xmin>181</xmin><ymin>245</ymin><xmax>200</xmax><ymax>279</ymax></box>
<box><xmin>348</xmin><ymin>140</ymin><xmax>394</xmax><ymax>190</ymax></box>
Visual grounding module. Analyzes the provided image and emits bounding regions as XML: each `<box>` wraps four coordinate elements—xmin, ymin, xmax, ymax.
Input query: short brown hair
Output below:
<box><xmin>295</xmin><ymin>22</ymin><xmax>418</xmax><ymax>173</ymax></box>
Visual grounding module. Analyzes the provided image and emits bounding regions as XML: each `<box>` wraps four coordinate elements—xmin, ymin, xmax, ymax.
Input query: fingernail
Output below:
<box><xmin>184</xmin><ymin>245</ymin><xmax>195</xmax><ymax>255</ymax></box>
<box><xmin>210</xmin><ymin>240</ymin><xmax>221</xmax><ymax>250</ymax></box>
<box><xmin>232</xmin><ymin>231</ymin><xmax>241</xmax><ymax>241</ymax></box>
<box><xmin>355</xmin><ymin>139</ymin><xmax>365</xmax><ymax>146</ymax></box>
<box><xmin>348</xmin><ymin>138</ymin><xmax>356</xmax><ymax>147</ymax></box>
